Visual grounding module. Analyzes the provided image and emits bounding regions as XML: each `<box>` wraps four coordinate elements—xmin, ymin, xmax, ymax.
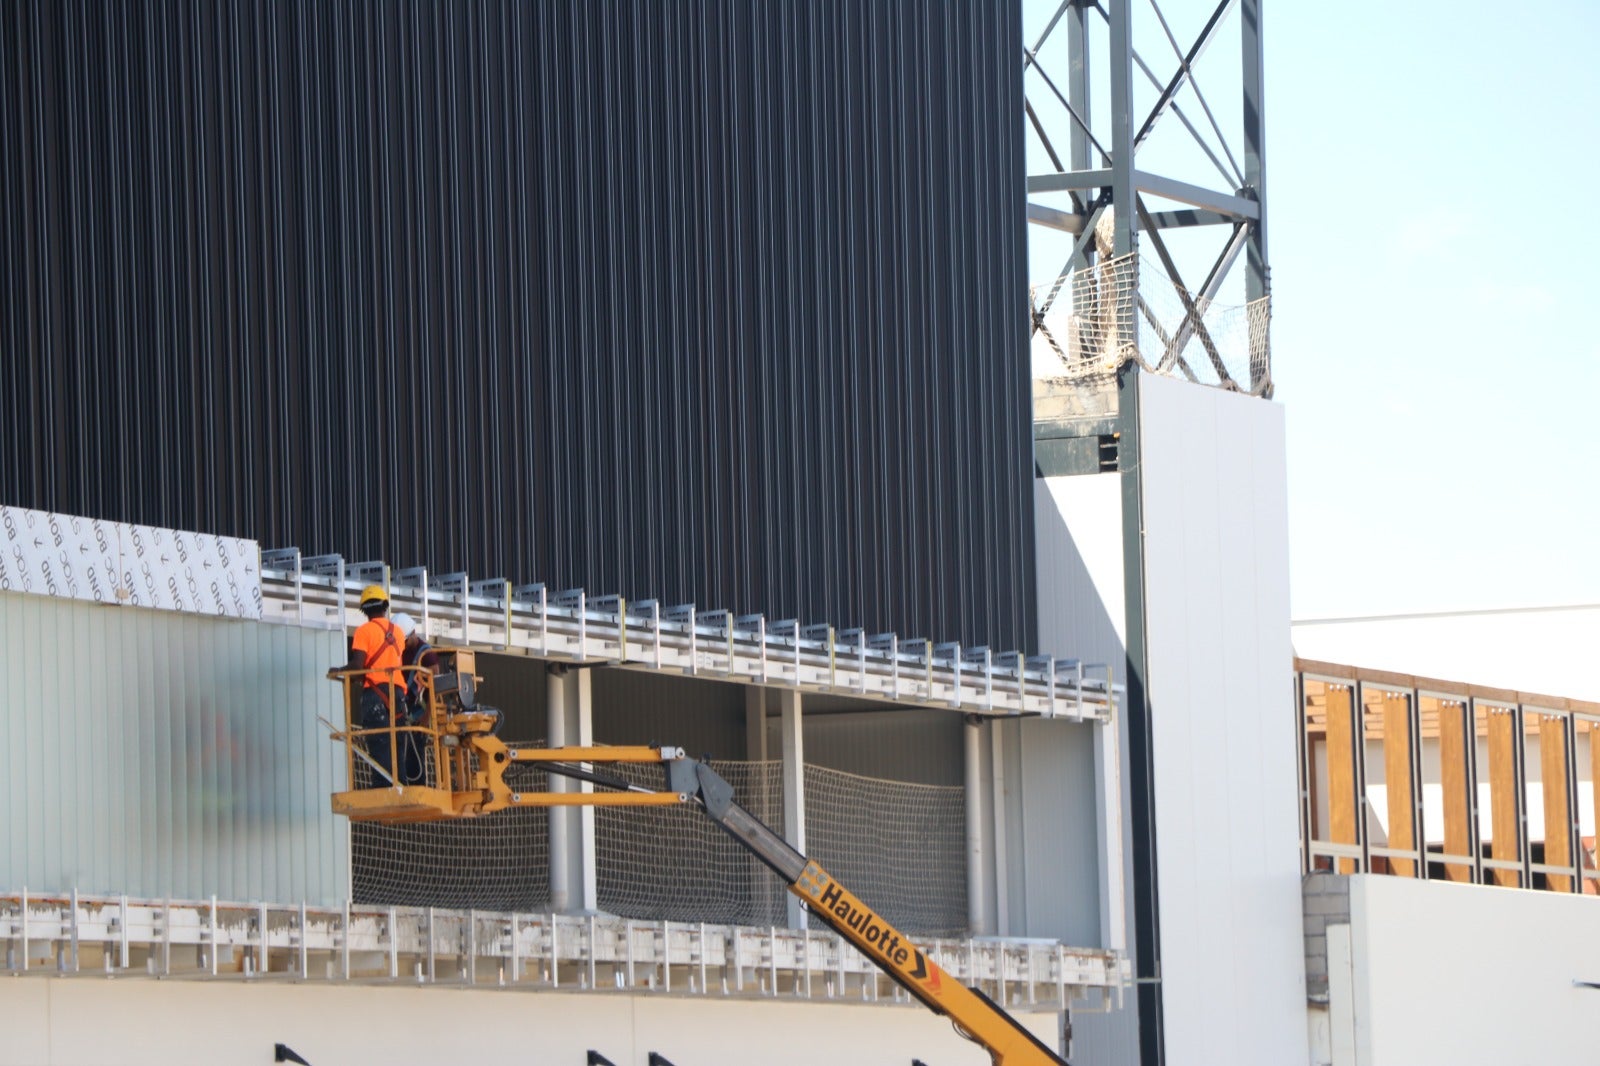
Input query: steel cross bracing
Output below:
<box><xmin>259</xmin><ymin>550</ymin><xmax>1117</xmax><ymax>722</ymax></box>
<box><xmin>1025</xmin><ymin>0</ymin><xmax>1269</xmax><ymax>397</ymax></box>
<box><xmin>0</xmin><ymin>891</ymin><xmax>1126</xmax><ymax>1005</ymax></box>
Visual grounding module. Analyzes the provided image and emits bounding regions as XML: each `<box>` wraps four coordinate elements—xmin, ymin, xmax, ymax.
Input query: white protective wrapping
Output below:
<box><xmin>0</xmin><ymin>505</ymin><xmax>261</xmax><ymax>619</ymax></box>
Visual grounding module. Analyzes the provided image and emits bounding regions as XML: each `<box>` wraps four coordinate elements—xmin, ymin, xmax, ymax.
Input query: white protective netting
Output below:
<box><xmin>596</xmin><ymin>760</ymin><xmax>789</xmax><ymax>927</ymax></box>
<box><xmin>351</xmin><ymin>752</ymin><xmax>552</xmax><ymax>911</ymax></box>
<box><xmin>352</xmin><ymin>753</ymin><xmax>967</xmax><ymax>936</ymax></box>
<box><xmin>803</xmin><ymin>764</ymin><xmax>968</xmax><ymax>937</ymax></box>
<box><xmin>1030</xmin><ymin>216</ymin><xmax>1271</xmax><ymax>395</ymax></box>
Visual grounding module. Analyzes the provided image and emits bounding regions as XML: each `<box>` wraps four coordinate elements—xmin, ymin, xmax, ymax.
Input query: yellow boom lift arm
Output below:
<box><xmin>328</xmin><ymin>652</ymin><xmax>1068</xmax><ymax>1066</ymax></box>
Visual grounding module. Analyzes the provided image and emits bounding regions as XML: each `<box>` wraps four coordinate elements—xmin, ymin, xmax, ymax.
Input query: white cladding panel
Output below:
<box><xmin>1035</xmin><ymin>474</ymin><xmax>1126</xmax><ymax>670</ymax></box>
<box><xmin>0</xmin><ymin>591</ymin><xmax>346</xmax><ymax>904</ymax></box>
<box><xmin>1138</xmin><ymin>374</ymin><xmax>1305</xmax><ymax>1066</ymax></box>
<box><xmin>0</xmin><ymin>505</ymin><xmax>261</xmax><ymax>619</ymax></box>
<box><xmin>1342</xmin><ymin>875</ymin><xmax>1600</xmax><ymax>1063</ymax></box>
<box><xmin>1034</xmin><ymin>472</ymin><xmax>1139</xmax><ymax>1065</ymax></box>
<box><xmin>0</xmin><ymin>979</ymin><xmax>1058</xmax><ymax>1066</ymax></box>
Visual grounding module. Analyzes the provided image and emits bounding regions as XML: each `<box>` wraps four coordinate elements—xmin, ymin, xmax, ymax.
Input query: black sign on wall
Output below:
<box><xmin>0</xmin><ymin>1</ymin><xmax>1035</xmax><ymax>652</ymax></box>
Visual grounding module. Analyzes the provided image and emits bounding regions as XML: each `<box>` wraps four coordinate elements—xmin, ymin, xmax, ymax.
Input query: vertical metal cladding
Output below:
<box><xmin>0</xmin><ymin>1</ymin><xmax>1035</xmax><ymax>650</ymax></box>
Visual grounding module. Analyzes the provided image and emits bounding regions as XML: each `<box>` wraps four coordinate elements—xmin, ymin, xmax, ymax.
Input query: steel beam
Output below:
<box><xmin>1068</xmin><ymin>0</ymin><xmax>1093</xmax><ymax>269</ymax></box>
<box><xmin>1028</xmin><ymin>201</ymin><xmax>1086</xmax><ymax>235</ymax></box>
<box><xmin>1132</xmin><ymin>0</ymin><xmax>1235</xmax><ymax>151</ymax></box>
<box><xmin>1027</xmin><ymin>169</ymin><xmax>1258</xmax><ymax>221</ymax></box>
<box><xmin>1117</xmin><ymin>365</ymin><xmax>1165</xmax><ymax>1066</ymax></box>
<box><xmin>1143</xmin><ymin>207</ymin><xmax>1234</xmax><ymax>229</ymax></box>
<box><xmin>1026</xmin><ymin>203</ymin><xmax>1235</xmax><ymax>235</ymax></box>
<box><xmin>1241</xmin><ymin>0</ymin><xmax>1270</xmax><ymax>392</ymax></box>
<box><xmin>1132</xmin><ymin>171</ymin><xmax>1259</xmax><ymax>219</ymax></box>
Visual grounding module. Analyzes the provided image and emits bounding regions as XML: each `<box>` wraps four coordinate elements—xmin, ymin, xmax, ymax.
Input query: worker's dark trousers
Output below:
<box><xmin>359</xmin><ymin>688</ymin><xmax>423</xmax><ymax>785</ymax></box>
<box><xmin>358</xmin><ymin>688</ymin><xmax>400</xmax><ymax>785</ymax></box>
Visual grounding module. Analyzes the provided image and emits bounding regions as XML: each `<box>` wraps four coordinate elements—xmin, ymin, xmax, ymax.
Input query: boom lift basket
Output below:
<box><xmin>326</xmin><ymin>650</ymin><xmax>684</xmax><ymax>822</ymax></box>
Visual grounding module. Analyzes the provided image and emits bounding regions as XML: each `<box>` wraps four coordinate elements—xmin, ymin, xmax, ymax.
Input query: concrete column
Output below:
<box><xmin>744</xmin><ymin>686</ymin><xmax>769</xmax><ymax>762</ymax></box>
<box><xmin>546</xmin><ymin>665</ymin><xmax>594</xmax><ymax>913</ymax></box>
<box><xmin>990</xmin><ymin>720</ymin><xmax>1011</xmax><ymax>936</ymax></box>
<box><xmin>778</xmin><ymin>689</ymin><xmax>806</xmax><ymax>929</ymax></box>
<box><xmin>576</xmin><ymin>667</ymin><xmax>596</xmax><ymax>912</ymax></box>
<box><xmin>547</xmin><ymin>666</ymin><xmax>572</xmax><ymax>912</ymax></box>
<box><xmin>1094</xmin><ymin>715</ymin><xmax>1127</xmax><ymax>955</ymax></box>
<box><xmin>965</xmin><ymin>716</ymin><xmax>995</xmax><ymax>936</ymax></box>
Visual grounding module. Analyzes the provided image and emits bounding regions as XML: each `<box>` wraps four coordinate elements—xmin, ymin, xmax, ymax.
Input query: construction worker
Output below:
<box><xmin>391</xmin><ymin>613</ymin><xmax>441</xmax><ymax>721</ymax></box>
<box><xmin>339</xmin><ymin>585</ymin><xmax>407</xmax><ymax>785</ymax></box>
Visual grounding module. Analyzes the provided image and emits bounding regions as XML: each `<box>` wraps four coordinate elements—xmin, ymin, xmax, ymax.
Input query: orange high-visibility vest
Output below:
<box><xmin>351</xmin><ymin>617</ymin><xmax>405</xmax><ymax>693</ymax></box>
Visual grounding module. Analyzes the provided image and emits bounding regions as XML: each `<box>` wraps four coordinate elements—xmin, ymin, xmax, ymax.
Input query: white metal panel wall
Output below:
<box><xmin>1137</xmin><ymin>374</ymin><xmax>1305</xmax><ymax>1066</ymax></box>
<box><xmin>1034</xmin><ymin>473</ymin><xmax>1140</xmax><ymax>1065</ymax></box>
<box><xmin>0</xmin><ymin>980</ymin><xmax>1058</xmax><ymax>1066</ymax></box>
<box><xmin>0</xmin><ymin>592</ymin><xmax>347</xmax><ymax>904</ymax></box>
<box><xmin>1341</xmin><ymin>875</ymin><xmax>1600</xmax><ymax>1064</ymax></box>
<box><xmin>992</xmin><ymin>717</ymin><xmax>1101</xmax><ymax>946</ymax></box>
<box><xmin>1035</xmin><ymin>475</ymin><xmax>1126</xmax><ymax>670</ymax></box>
<box><xmin>801</xmin><ymin>709</ymin><xmax>965</xmax><ymax>786</ymax></box>
<box><xmin>592</xmin><ymin>668</ymin><xmax>746</xmax><ymax>759</ymax></box>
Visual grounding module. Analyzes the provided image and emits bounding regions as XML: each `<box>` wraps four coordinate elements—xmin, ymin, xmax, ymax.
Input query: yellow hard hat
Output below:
<box><xmin>359</xmin><ymin>584</ymin><xmax>389</xmax><ymax>608</ymax></box>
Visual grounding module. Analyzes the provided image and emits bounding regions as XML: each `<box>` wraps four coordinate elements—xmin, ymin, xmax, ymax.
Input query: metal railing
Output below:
<box><xmin>260</xmin><ymin>549</ymin><xmax>1118</xmax><ymax>722</ymax></box>
<box><xmin>0</xmin><ymin>890</ymin><xmax>1125</xmax><ymax>1009</ymax></box>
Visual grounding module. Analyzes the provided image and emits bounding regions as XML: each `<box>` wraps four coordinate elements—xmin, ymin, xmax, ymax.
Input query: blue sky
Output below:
<box><xmin>1269</xmin><ymin>2</ymin><xmax>1600</xmax><ymax>617</ymax></box>
<box><xmin>1027</xmin><ymin>2</ymin><xmax>1600</xmax><ymax>618</ymax></box>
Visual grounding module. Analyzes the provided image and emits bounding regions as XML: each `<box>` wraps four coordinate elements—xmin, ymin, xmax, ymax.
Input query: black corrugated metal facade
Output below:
<box><xmin>0</xmin><ymin>1</ymin><xmax>1035</xmax><ymax>650</ymax></box>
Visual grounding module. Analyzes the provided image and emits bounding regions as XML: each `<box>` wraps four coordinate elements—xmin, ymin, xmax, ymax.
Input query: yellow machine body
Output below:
<box><xmin>327</xmin><ymin>650</ymin><xmax>684</xmax><ymax>821</ymax></box>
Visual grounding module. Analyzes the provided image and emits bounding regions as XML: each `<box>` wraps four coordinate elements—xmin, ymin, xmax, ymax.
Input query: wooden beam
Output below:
<box><xmin>1325</xmin><ymin>684</ymin><xmax>1359</xmax><ymax>874</ymax></box>
<box><xmin>1487</xmin><ymin>706</ymin><xmax>1522</xmax><ymax>888</ymax></box>
<box><xmin>1382</xmin><ymin>696</ymin><xmax>1416</xmax><ymax>876</ymax></box>
<box><xmin>1436</xmin><ymin>700</ymin><xmax>1473</xmax><ymax>883</ymax></box>
<box><xmin>1539</xmin><ymin>715</ymin><xmax>1572</xmax><ymax>892</ymax></box>
<box><xmin>1592</xmin><ymin>730</ymin><xmax>1600</xmax><ymax>895</ymax></box>
<box><xmin>1296</xmin><ymin>658</ymin><xmax>1600</xmax><ymax>718</ymax></box>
